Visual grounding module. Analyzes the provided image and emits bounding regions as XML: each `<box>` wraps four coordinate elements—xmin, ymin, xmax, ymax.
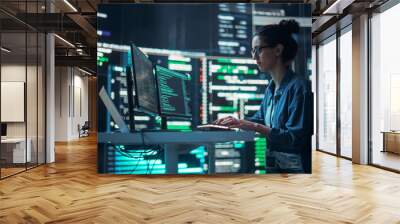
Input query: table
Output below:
<box><xmin>98</xmin><ymin>130</ymin><xmax>255</xmax><ymax>174</ymax></box>
<box><xmin>381</xmin><ymin>131</ymin><xmax>400</xmax><ymax>154</ymax></box>
<box><xmin>1</xmin><ymin>138</ymin><xmax>31</xmax><ymax>163</ymax></box>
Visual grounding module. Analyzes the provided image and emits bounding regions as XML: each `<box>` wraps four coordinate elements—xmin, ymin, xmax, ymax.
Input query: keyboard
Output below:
<box><xmin>196</xmin><ymin>124</ymin><xmax>235</xmax><ymax>131</ymax></box>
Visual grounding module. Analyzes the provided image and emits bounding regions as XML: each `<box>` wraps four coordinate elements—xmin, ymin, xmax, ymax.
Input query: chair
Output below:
<box><xmin>78</xmin><ymin>121</ymin><xmax>90</xmax><ymax>138</ymax></box>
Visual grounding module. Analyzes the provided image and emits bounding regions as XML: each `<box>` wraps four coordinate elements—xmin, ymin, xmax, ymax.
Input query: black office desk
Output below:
<box><xmin>98</xmin><ymin>130</ymin><xmax>255</xmax><ymax>174</ymax></box>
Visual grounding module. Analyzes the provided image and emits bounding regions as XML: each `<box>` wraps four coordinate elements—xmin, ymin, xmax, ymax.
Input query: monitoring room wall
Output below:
<box><xmin>97</xmin><ymin>3</ymin><xmax>312</xmax><ymax>175</ymax></box>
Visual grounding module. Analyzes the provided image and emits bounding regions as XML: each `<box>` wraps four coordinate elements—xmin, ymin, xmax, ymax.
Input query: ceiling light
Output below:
<box><xmin>78</xmin><ymin>67</ymin><xmax>93</xmax><ymax>76</ymax></box>
<box><xmin>54</xmin><ymin>34</ymin><xmax>75</xmax><ymax>48</ymax></box>
<box><xmin>63</xmin><ymin>0</ymin><xmax>78</xmax><ymax>12</ymax></box>
<box><xmin>1</xmin><ymin>47</ymin><xmax>11</xmax><ymax>53</ymax></box>
<box><xmin>322</xmin><ymin>0</ymin><xmax>342</xmax><ymax>15</ymax></box>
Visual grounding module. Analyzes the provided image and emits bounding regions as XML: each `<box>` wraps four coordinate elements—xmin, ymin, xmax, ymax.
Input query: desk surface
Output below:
<box><xmin>1</xmin><ymin>138</ymin><xmax>27</xmax><ymax>143</ymax></box>
<box><xmin>381</xmin><ymin>131</ymin><xmax>400</xmax><ymax>134</ymax></box>
<box><xmin>98</xmin><ymin>130</ymin><xmax>256</xmax><ymax>145</ymax></box>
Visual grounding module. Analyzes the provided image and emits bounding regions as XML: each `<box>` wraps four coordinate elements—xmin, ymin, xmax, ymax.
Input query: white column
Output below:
<box><xmin>352</xmin><ymin>14</ymin><xmax>369</xmax><ymax>164</ymax></box>
<box><xmin>46</xmin><ymin>33</ymin><xmax>55</xmax><ymax>163</ymax></box>
<box><xmin>46</xmin><ymin>0</ymin><xmax>55</xmax><ymax>163</ymax></box>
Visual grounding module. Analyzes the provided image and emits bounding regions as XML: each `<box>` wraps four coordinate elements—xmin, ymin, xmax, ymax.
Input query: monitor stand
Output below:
<box><xmin>99</xmin><ymin>86</ymin><xmax>130</xmax><ymax>133</ymax></box>
<box><xmin>161</xmin><ymin>116</ymin><xmax>168</xmax><ymax>130</ymax></box>
<box><xmin>127</xmin><ymin>109</ymin><xmax>135</xmax><ymax>132</ymax></box>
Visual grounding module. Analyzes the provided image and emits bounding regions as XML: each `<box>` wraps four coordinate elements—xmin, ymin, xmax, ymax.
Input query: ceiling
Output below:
<box><xmin>0</xmin><ymin>0</ymin><xmax>389</xmax><ymax>75</ymax></box>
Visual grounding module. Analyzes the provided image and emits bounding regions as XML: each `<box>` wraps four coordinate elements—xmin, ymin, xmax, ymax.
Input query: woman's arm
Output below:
<box><xmin>251</xmin><ymin>122</ymin><xmax>271</xmax><ymax>136</ymax></box>
<box><xmin>268</xmin><ymin>89</ymin><xmax>313</xmax><ymax>147</ymax></box>
<box><xmin>216</xmin><ymin>117</ymin><xmax>272</xmax><ymax>136</ymax></box>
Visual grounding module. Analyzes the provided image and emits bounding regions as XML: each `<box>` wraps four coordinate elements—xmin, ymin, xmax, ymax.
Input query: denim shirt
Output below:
<box><xmin>247</xmin><ymin>69</ymin><xmax>313</xmax><ymax>172</ymax></box>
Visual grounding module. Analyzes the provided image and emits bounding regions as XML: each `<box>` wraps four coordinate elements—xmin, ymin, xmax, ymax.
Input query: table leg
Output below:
<box><xmin>382</xmin><ymin>132</ymin><xmax>386</xmax><ymax>152</ymax></box>
<box><xmin>164</xmin><ymin>144</ymin><xmax>178</xmax><ymax>174</ymax></box>
<box><xmin>206</xmin><ymin>144</ymin><xmax>215</xmax><ymax>174</ymax></box>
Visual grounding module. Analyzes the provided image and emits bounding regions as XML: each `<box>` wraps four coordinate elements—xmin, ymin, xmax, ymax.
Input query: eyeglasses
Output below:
<box><xmin>251</xmin><ymin>45</ymin><xmax>273</xmax><ymax>57</ymax></box>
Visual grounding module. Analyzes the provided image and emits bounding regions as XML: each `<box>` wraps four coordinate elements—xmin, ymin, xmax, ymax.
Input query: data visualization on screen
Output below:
<box><xmin>156</xmin><ymin>65</ymin><xmax>191</xmax><ymax>118</ymax></box>
<box><xmin>207</xmin><ymin>57</ymin><xmax>268</xmax><ymax>173</ymax></box>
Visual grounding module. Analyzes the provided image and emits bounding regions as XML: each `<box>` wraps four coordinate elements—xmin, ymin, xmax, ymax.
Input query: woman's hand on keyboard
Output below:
<box><xmin>213</xmin><ymin>116</ymin><xmax>254</xmax><ymax>131</ymax></box>
<box><xmin>213</xmin><ymin>116</ymin><xmax>238</xmax><ymax>126</ymax></box>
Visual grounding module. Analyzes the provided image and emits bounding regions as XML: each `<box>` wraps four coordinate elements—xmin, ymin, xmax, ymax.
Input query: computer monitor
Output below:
<box><xmin>125</xmin><ymin>66</ymin><xmax>136</xmax><ymax>131</ymax></box>
<box><xmin>1</xmin><ymin>123</ymin><xmax>7</xmax><ymax>137</ymax></box>
<box><xmin>130</xmin><ymin>43</ymin><xmax>159</xmax><ymax>115</ymax></box>
<box><xmin>155</xmin><ymin>65</ymin><xmax>192</xmax><ymax>118</ymax></box>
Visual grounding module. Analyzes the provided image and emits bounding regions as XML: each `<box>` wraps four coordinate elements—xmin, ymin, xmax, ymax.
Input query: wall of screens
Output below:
<box><xmin>97</xmin><ymin>3</ymin><xmax>311</xmax><ymax>174</ymax></box>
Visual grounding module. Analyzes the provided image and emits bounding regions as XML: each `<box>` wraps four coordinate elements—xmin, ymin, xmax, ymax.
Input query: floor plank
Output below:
<box><xmin>1</xmin><ymin>135</ymin><xmax>400</xmax><ymax>223</ymax></box>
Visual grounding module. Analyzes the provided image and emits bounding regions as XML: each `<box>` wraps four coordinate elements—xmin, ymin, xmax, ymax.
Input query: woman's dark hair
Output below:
<box><xmin>255</xmin><ymin>19</ymin><xmax>300</xmax><ymax>63</ymax></box>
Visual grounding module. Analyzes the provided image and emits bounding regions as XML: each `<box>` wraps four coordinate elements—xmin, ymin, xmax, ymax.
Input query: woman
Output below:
<box><xmin>214</xmin><ymin>20</ymin><xmax>313</xmax><ymax>173</ymax></box>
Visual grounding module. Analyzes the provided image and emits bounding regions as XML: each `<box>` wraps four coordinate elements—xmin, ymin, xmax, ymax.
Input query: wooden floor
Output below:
<box><xmin>1</xmin><ymin>167</ymin><xmax>26</xmax><ymax>178</ymax></box>
<box><xmin>1</xmin><ymin>135</ymin><xmax>400</xmax><ymax>223</ymax></box>
<box><xmin>372</xmin><ymin>150</ymin><xmax>400</xmax><ymax>171</ymax></box>
<box><xmin>1</xmin><ymin>163</ymin><xmax>44</xmax><ymax>178</ymax></box>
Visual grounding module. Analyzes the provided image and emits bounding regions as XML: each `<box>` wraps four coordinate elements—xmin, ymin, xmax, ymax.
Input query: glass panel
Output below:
<box><xmin>26</xmin><ymin>0</ymin><xmax>39</xmax><ymax>169</ymax></box>
<box><xmin>339</xmin><ymin>29</ymin><xmax>352</xmax><ymax>158</ymax></box>
<box><xmin>371</xmin><ymin>3</ymin><xmax>400</xmax><ymax>171</ymax></box>
<box><xmin>38</xmin><ymin>32</ymin><xmax>45</xmax><ymax>165</ymax></box>
<box><xmin>1</xmin><ymin>31</ymin><xmax>27</xmax><ymax>177</ymax></box>
<box><xmin>312</xmin><ymin>45</ymin><xmax>317</xmax><ymax>150</ymax></box>
<box><xmin>27</xmin><ymin>30</ymin><xmax>38</xmax><ymax>169</ymax></box>
<box><xmin>0</xmin><ymin>1</ymin><xmax>47</xmax><ymax>178</ymax></box>
<box><xmin>317</xmin><ymin>37</ymin><xmax>337</xmax><ymax>154</ymax></box>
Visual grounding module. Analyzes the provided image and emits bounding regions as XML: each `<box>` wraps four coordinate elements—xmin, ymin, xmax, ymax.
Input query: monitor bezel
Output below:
<box><xmin>130</xmin><ymin>43</ymin><xmax>160</xmax><ymax>116</ymax></box>
<box><xmin>1</xmin><ymin>123</ymin><xmax>7</xmax><ymax>137</ymax></box>
<box><xmin>125</xmin><ymin>65</ymin><xmax>137</xmax><ymax>132</ymax></box>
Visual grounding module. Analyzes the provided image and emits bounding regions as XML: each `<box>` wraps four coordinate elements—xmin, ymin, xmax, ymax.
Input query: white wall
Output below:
<box><xmin>1</xmin><ymin>64</ymin><xmax>46</xmax><ymax>164</ymax></box>
<box><xmin>55</xmin><ymin>67</ymin><xmax>89</xmax><ymax>141</ymax></box>
<box><xmin>1</xmin><ymin>65</ymin><xmax>26</xmax><ymax>82</ymax></box>
<box><xmin>55</xmin><ymin>67</ymin><xmax>69</xmax><ymax>141</ymax></box>
<box><xmin>1</xmin><ymin>65</ymin><xmax>26</xmax><ymax>139</ymax></box>
<box><xmin>1</xmin><ymin>65</ymin><xmax>40</xmax><ymax>137</ymax></box>
<box><xmin>73</xmin><ymin>73</ymin><xmax>89</xmax><ymax>137</ymax></box>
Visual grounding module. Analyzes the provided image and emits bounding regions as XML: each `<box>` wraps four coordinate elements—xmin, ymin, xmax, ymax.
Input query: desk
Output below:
<box><xmin>98</xmin><ymin>130</ymin><xmax>255</xmax><ymax>174</ymax></box>
<box><xmin>382</xmin><ymin>131</ymin><xmax>400</xmax><ymax>154</ymax></box>
<box><xmin>1</xmin><ymin>138</ymin><xmax>31</xmax><ymax>163</ymax></box>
